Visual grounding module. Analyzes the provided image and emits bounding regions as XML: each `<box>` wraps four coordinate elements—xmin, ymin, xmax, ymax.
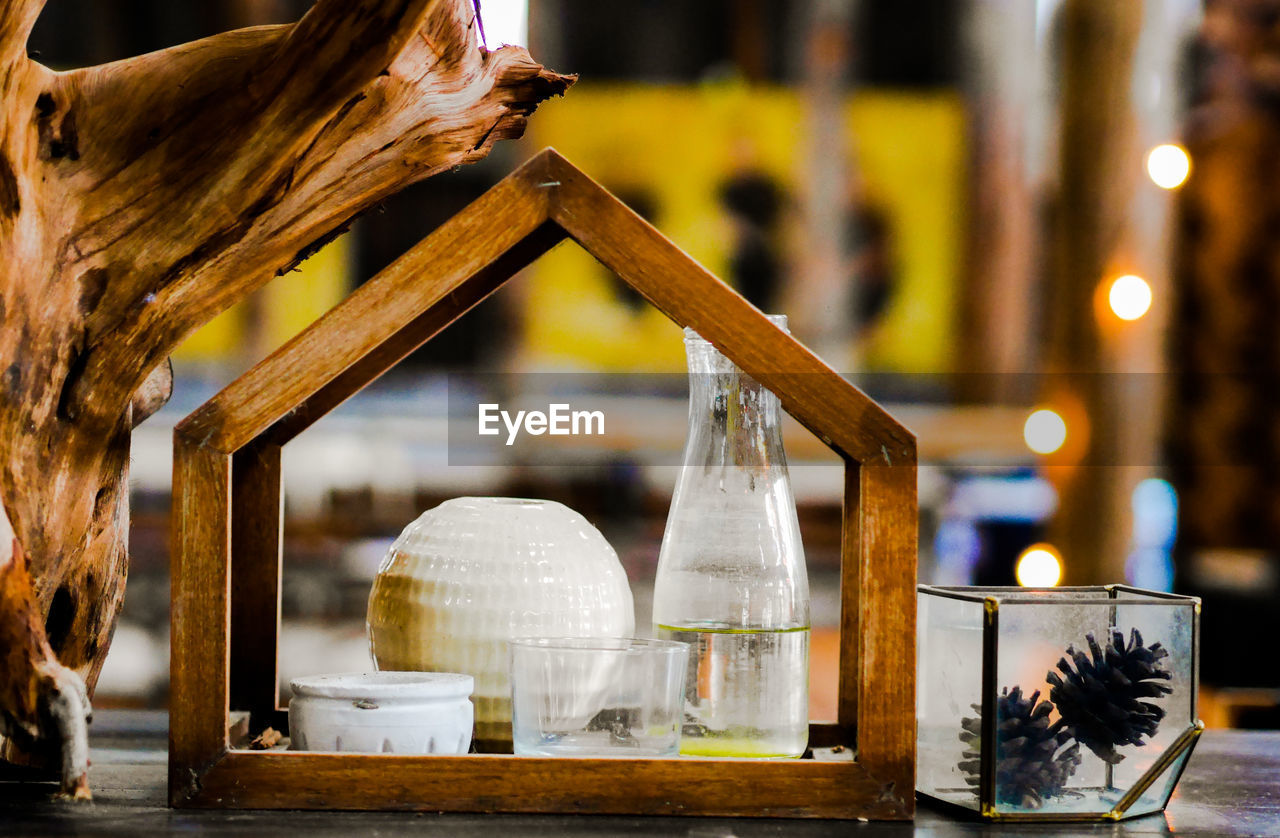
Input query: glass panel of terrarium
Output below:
<box><xmin>916</xmin><ymin>589</ymin><xmax>985</xmax><ymax>811</ymax></box>
<box><xmin>1120</xmin><ymin>736</ymin><xmax>1197</xmax><ymax>819</ymax></box>
<box><xmin>1107</xmin><ymin>597</ymin><xmax>1197</xmax><ymax>800</ymax></box>
<box><xmin>994</xmin><ymin>599</ymin><xmax>1121</xmax><ymax>814</ymax></box>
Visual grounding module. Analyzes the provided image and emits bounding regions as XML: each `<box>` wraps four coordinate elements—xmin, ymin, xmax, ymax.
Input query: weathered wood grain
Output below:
<box><xmin>0</xmin><ymin>0</ymin><xmax>569</xmax><ymax>796</ymax></box>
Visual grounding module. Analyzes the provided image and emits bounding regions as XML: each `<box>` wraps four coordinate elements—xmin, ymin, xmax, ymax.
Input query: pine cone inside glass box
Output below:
<box><xmin>1047</xmin><ymin>629</ymin><xmax>1173</xmax><ymax>764</ymax></box>
<box><xmin>959</xmin><ymin>686</ymin><xmax>1082</xmax><ymax>808</ymax></box>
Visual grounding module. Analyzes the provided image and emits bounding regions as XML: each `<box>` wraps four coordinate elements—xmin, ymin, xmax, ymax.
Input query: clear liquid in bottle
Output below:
<box><xmin>655</xmin><ymin>622</ymin><xmax>809</xmax><ymax>758</ymax></box>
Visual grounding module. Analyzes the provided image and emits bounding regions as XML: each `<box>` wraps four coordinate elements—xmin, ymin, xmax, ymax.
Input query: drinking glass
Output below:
<box><xmin>509</xmin><ymin>637</ymin><xmax>689</xmax><ymax>757</ymax></box>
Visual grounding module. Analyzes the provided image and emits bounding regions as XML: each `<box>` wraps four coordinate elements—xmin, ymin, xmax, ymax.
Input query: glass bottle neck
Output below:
<box><xmin>682</xmin><ymin>322</ymin><xmax>787</xmax><ymax>472</ymax></box>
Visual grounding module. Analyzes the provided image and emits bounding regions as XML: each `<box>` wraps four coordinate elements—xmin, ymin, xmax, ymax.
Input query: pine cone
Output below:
<box><xmin>1047</xmin><ymin>628</ymin><xmax>1173</xmax><ymax>764</ymax></box>
<box><xmin>959</xmin><ymin>686</ymin><xmax>1082</xmax><ymax>809</ymax></box>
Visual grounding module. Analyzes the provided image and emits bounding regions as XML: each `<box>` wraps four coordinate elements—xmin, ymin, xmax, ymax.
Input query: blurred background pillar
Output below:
<box><xmin>796</xmin><ymin>0</ymin><xmax>858</xmax><ymax>368</ymax></box>
<box><xmin>1043</xmin><ymin>0</ymin><xmax>1146</xmax><ymax>585</ymax></box>
<box><xmin>956</xmin><ymin>0</ymin><xmax>1042</xmax><ymax>396</ymax></box>
<box><xmin>731</xmin><ymin>0</ymin><xmax>770</xmax><ymax>83</ymax></box>
<box><xmin>1043</xmin><ymin>0</ymin><xmax>1198</xmax><ymax>586</ymax></box>
<box><xmin>1170</xmin><ymin>0</ymin><xmax>1280</xmax><ymax>708</ymax></box>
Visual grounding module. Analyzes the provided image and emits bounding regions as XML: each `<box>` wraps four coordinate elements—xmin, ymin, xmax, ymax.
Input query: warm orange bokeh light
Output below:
<box><xmin>1016</xmin><ymin>543</ymin><xmax>1064</xmax><ymax>587</ymax></box>
<box><xmin>1107</xmin><ymin>274</ymin><xmax>1153</xmax><ymax>321</ymax></box>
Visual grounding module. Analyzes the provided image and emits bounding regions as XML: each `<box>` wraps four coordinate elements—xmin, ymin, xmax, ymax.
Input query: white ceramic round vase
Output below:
<box><xmin>288</xmin><ymin>671</ymin><xmax>474</xmax><ymax>754</ymax></box>
<box><xmin>366</xmin><ymin>497</ymin><xmax>635</xmax><ymax>749</ymax></box>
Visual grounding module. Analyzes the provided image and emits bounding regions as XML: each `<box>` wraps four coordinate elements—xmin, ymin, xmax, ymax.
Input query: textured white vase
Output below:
<box><xmin>367</xmin><ymin>497</ymin><xmax>635</xmax><ymax>748</ymax></box>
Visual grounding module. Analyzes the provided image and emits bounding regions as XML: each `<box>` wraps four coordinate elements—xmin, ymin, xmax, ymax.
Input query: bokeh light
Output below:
<box><xmin>1126</xmin><ymin>478</ymin><xmax>1178</xmax><ymax>591</ymax></box>
<box><xmin>479</xmin><ymin>0</ymin><xmax>529</xmax><ymax>46</ymax></box>
<box><xmin>1016</xmin><ymin>543</ymin><xmax>1063</xmax><ymax>587</ymax></box>
<box><xmin>1146</xmin><ymin>143</ymin><xmax>1191</xmax><ymax>189</ymax></box>
<box><xmin>1024</xmin><ymin>408</ymin><xmax>1068</xmax><ymax>455</ymax></box>
<box><xmin>1108</xmin><ymin>274</ymin><xmax>1153</xmax><ymax>321</ymax></box>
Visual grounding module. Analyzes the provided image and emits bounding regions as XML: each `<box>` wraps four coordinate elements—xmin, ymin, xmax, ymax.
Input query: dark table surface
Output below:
<box><xmin>2</xmin><ymin>711</ymin><xmax>1278</xmax><ymax>836</ymax></box>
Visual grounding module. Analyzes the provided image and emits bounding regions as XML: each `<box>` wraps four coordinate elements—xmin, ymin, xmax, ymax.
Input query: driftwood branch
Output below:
<box><xmin>0</xmin><ymin>0</ymin><xmax>570</xmax><ymax>797</ymax></box>
<box><xmin>0</xmin><ymin>1</ymin><xmax>42</xmax><ymax>65</ymax></box>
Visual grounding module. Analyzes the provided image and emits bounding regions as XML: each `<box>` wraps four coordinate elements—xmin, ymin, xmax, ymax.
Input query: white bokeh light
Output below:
<box><xmin>1146</xmin><ymin>143</ymin><xmax>1191</xmax><ymax>190</ymax></box>
<box><xmin>1108</xmin><ymin>274</ymin><xmax>1153</xmax><ymax>321</ymax></box>
<box><xmin>478</xmin><ymin>0</ymin><xmax>528</xmax><ymax>47</ymax></box>
<box><xmin>1023</xmin><ymin>408</ymin><xmax>1067</xmax><ymax>455</ymax></box>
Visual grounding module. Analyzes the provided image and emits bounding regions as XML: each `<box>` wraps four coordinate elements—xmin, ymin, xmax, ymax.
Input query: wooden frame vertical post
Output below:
<box><xmin>169</xmin><ymin>445</ymin><xmax>233</xmax><ymax>803</ymax></box>
<box><xmin>230</xmin><ymin>441</ymin><xmax>284</xmax><ymax>731</ymax></box>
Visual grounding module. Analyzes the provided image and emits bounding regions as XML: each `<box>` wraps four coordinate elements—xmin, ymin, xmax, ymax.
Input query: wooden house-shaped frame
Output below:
<box><xmin>169</xmin><ymin>149</ymin><xmax>918</xmax><ymax>818</ymax></box>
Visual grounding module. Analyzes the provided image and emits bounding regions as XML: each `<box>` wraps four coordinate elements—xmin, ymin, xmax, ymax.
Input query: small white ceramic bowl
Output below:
<box><xmin>288</xmin><ymin>671</ymin><xmax>474</xmax><ymax>754</ymax></box>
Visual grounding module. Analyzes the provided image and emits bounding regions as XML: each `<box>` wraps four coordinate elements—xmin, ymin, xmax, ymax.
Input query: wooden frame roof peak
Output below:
<box><xmin>175</xmin><ymin>147</ymin><xmax>914</xmax><ymax>463</ymax></box>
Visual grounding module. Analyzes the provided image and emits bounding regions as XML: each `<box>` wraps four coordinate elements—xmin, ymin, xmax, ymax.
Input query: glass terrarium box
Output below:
<box><xmin>917</xmin><ymin>585</ymin><xmax>1202</xmax><ymax>822</ymax></box>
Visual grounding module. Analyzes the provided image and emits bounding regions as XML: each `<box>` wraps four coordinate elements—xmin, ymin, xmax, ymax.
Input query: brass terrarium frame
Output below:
<box><xmin>917</xmin><ymin>584</ymin><xmax>1203</xmax><ymax>823</ymax></box>
<box><xmin>169</xmin><ymin>149</ymin><xmax>918</xmax><ymax>818</ymax></box>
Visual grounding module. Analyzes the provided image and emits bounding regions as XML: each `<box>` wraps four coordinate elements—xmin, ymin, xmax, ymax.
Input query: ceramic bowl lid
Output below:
<box><xmin>289</xmin><ymin>671</ymin><xmax>473</xmax><ymax>701</ymax></box>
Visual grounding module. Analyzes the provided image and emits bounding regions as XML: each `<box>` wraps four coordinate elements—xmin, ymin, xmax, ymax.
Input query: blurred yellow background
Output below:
<box><xmin>175</xmin><ymin>83</ymin><xmax>965</xmax><ymax>375</ymax></box>
<box><xmin>521</xmin><ymin>83</ymin><xmax>965</xmax><ymax>372</ymax></box>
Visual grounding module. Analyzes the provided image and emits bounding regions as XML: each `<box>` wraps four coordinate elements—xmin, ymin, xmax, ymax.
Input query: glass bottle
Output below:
<box><xmin>652</xmin><ymin>315</ymin><xmax>810</xmax><ymax>758</ymax></box>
